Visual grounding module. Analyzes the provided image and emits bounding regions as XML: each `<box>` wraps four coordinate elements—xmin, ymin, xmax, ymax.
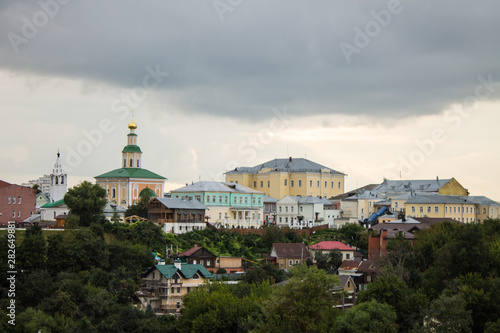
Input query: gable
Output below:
<box><xmin>439</xmin><ymin>178</ymin><xmax>468</xmax><ymax>196</ymax></box>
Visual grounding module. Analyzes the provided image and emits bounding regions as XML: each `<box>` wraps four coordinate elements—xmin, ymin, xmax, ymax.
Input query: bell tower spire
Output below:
<box><xmin>122</xmin><ymin>111</ymin><xmax>143</xmax><ymax>168</ymax></box>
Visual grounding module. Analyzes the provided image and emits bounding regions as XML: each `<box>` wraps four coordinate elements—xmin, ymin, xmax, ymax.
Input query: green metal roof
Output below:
<box><xmin>95</xmin><ymin>168</ymin><xmax>166</xmax><ymax>179</ymax></box>
<box><xmin>122</xmin><ymin>145</ymin><xmax>142</xmax><ymax>153</ymax></box>
<box><xmin>127</xmin><ymin>133</ymin><xmax>137</xmax><ymax>136</ymax></box>
<box><xmin>41</xmin><ymin>198</ymin><xmax>66</xmax><ymax>208</ymax></box>
<box><xmin>154</xmin><ymin>264</ymin><xmax>213</xmax><ymax>279</ymax></box>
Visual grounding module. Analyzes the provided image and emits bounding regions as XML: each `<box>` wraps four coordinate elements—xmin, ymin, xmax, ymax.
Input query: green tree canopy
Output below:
<box><xmin>334</xmin><ymin>300</ymin><xmax>398</xmax><ymax>333</ymax></box>
<box><xmin>64</xmin><ymin>181</ymin><xmax>107</xmax><ymax>227</ymax></box>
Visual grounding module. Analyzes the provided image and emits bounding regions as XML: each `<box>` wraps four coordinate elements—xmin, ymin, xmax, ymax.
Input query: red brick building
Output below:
<box><xmin>0</xmin><ymin>180</ymin><xmax>36</xmax><ymax>225</ymax></box>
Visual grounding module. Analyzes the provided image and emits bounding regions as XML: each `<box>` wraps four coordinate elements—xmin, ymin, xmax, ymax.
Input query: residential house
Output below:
<box><xmin>338</xmin><ymin>260</ymin><xmax>377</xmax><ymax>291</ymax></box>
<box><xmin>276</xmin><ymin>195</ymin><xmax>335</xmax><ymax>228</ymax></box>
<box><xmin>263</xmin><ymin>195</ymin><xmax>278</xmax><ymax>225</ymax></box>
<box><xmin>368</xmin><ymin>217</ymin><xmax>461</xmax><ymax>260</ymax></box>
<box><xmin>103</xmin><ymin>200</ymin><xmax>127</xmax><ymax>223</ymax></box>
<box><xmin>147</xmin><ymin>197</ymin><xmax>207</xmax><ymax>234</ymax></box>
<box><xmin>171</xmin><ymin>181</ymin><xmax>264</xmax><ymax>228</ymax></box>
<box><xmin>215</xmin><ymin>256</ymin><xmax>244</xmax><ymax>274</ymax></box>
<box><xmin>334</xmin><ymin>275</ymin><xmax>357</xmax><ymax>308</ymax></box>
<box><xmin>225</xmin><ymin>157</ymin><xmax>346</xmax><ymax>199</ymax></box>
<box><xmin>138</xmin><ymin>262</ymin><xmax>212</xmax><ymax>314</ymax></box>
<box><xmin>173</xmin><ymin>244</ymin><xmax>217</xmax><ymax>271</ymax></box>
<box><xmin>307</xmin><ymin>241</ymin><xmax>356</xmax><ymax>262</ymax></box>
<box><xmin>0</xmin><ymin>180</ymin><xmax>36</xmax><ymax>225</ymax></box>
<box><xmin>269</xmin><ymin>243</ymin><xmax>309</xmax><ymax>269</ymax></box>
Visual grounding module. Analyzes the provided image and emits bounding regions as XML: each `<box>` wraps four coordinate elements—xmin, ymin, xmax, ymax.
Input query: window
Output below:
<box><xmin>219</xmin><ymin>196</ymin><xmax>223</xmax><ymax>203</ymax></box>
<box><xmin>454</xmin><ymin>207</ymin><xmax>457</xmax><ymax>213</ymax></box>
<box><xmin>252</xmin><ymin>197</ymin><xmax>256</xmax><ymax>204</ymax></box>
<box><xmin>12</xmin><ymin>211</ymin><xmax>15</xmax><ymax>218</ymax></box>
<box><xmin>427</xmin><ymin>206</ymin><xmax>431</xmax><ymax>213</ymax></box>
<box><xmin>285</xmin><ymin>217</ymin><xmax>288</xmax><ymax>223</ymax></box>
<box><xmin>445</xmin><ymin>206</ymin><xmax>448</xmax><ymax>213</ymax></box>
<box><xmin>7</xmin><ymin>196</ymin><xmax>11</xmax><ymax>204</ymax></box>
<box><xmin>233</xmin><ymin>196</ymin><xmax>237</xmax><ymax>203</ymax></box>
<box><xmin>253</xmin><ymin>181</ymin><xmax>257</xmax><ymax>188</ymax></box>
<box><xmin>419</xmin><ymin>206</ymin><xmax>424</xmax><ymax>213</ymax></box>
<box><xmin>346</xmin><ymin>253</ymin><xmax>350</xmax><ymax>260</ymax></box>
<box><xmin>284</xmin><ymin>179</ymin><xmax>288</xmax><ymax>186</ymax></box>
<box><xmin>18</xmin><ymin>196</ymin><xmax>21</xmax><ymax>204</ymax></box>
<box><xmin>289</xmin><ymin>260</ymin><xmax>292</xmax><ymax>266</ymax></box>
<box><xmin>206</xmin><ymin>196</ymin><xmax>210</xmax><ymax>203</ymax></box>
<box><xmin>195</xmin><ymin>195</ymin><xmax>201</xmax><ymax>202</ymax></box>
<box><xmin>279</xmin><ymin>206</ymin><xmax>282</xmax><ymax>212</ymax></box>
<box><xmin>225</xmin><ymin>196</ymin><xmax>228</xmax><ymax>203</ymax></box>
<box><xmin>137</xmin><ymin>159</ymin><xmax>140</xmax><ymax>167</ymax></box>
<box><xmin>395</xmin><ymin>202</ymin><xmax>398</xmax><ymax>208</ymax></box>
<box><xmin>411</xmin><ymin>206</ymin><xmax>416</xmax><ymax>213</ymax></box>
<box><xmin>361</xmin><ymin>208</ymin><xmax>364</xmax><ymax>214</ymax></box>
<box><xmin>176</xmin><ymin>301</ymin><xmax>181</xmax><ymax>309</ymax></box>
<box><xmin>200</xmin><ymin>260</ymin><xmax>204</xmax><ymax>265</ymax></box>
<box><xmin>123</xmin><ymin>159</ymin><xmax>126</xmax><ymax>167</ymax></box>
<box><xmin>279</xmin><ymin>217</ymin><xmax>282</xmax><ymax>223</ymax></box>
<box><xmin>291</xmin><ymin>206</ymin><xmax>294</xmax><ymax>212</ymax></box>
<box><xmin>285</xmin><ymin>207</ymin><xmax>288</xmax><ymax>212</ymax></box>
<box><xmin>171</xmin><ymin>287</ymin><xmax>175</xmax><ymax>294</ymax></box>
<box><xmin>295</xmin><ymin>260</ymin><xmax>299</xmax><ymax>264</ymax></box>
<box><xmin>213</xmin><ymin>195</ymin><xmax>216</xmax><ymax>202</ymax></box>
<box><xmin>129</xmin><ymin>159</ymin><xmax>133</xmax><ymax>167</ymax></box>
<box><xmin>331</xmin><ymin>181</ymin><xmax>334</xmax><ymax>188</ymax></box>
<box><xmin>268</xmin><ymin>181</ymin><xmax>270</xmax><ymax>187</ymax></box>
<box><xmin>112</xmin><ymin>189</ymin><xmax>116</xmax><ymax>199</ymax></box>
<box><xmin>207</xmin><ymin>260</ymin><xmax>210</xmax><ymax>267</ymax></box>
<box><xmin>291</xmin><ymin>180</ymin><xmax>294</xmax><ymax>187</ymax></box>
<box><xmin>435</xmin><ymin>206</ymin><xmax>439</xmax><ymax>213</ymax></box>
<box><xmin>298</xmin><ymin>180</ymin><xmax>302</xmax><ymax>187</ymax></box>
<box><xmin>177</xmin><ymin>287</ymin><xmax>181</xmax><ymax>294</ymax></box>
<box><xmin>310</xmin><ymin>180</ymin><xmax>313</xmax><ymax>187</ymax></box>
<box><xmin>300</xmin><ymin>206</ymin><xmax>303</xmax><ymax>212</ymax></box>
<box><xmin>12</xmin><ymin>197</ymin><xmax>16</xmax><ymax>204</ymax></box>
<box><xmin>260</xmin><ymin>181</ymin><xmax>263</xmax><ymax>187</ymax></box>
<box><xmin>338</xmin><ymin>182</ymin><xmax>341</xmax><ymax>189</ymax></box>
<box><xmin>244</xmin><ymin>197</ymin><xmax>248</xmax><ymax>204</ymax></box>
<box><xmin>193</xmin><ymin>260</ymin><xmax>197</xmax><ymax>264</ymax></box>
<box><xmin>317</xmin><ymin>181</ymin><xmax>320</xmax><ymax>187</ymax></box>
<box><xmin>324</xmin><ymin>181</ymin><xmax>327</xmax><ymax>188</ymax></box>
<box><xmin>466</xmin><ymin>207</ymin><xmax>469</xmax><ymax>214</ymax></box>
<box><xmin>258</xmin><ymin>197</ymin><xmax>261</xmax><ymax>204</ymax></box>
<box><xmin>219</xmin><ymin>212</ymin><xmax>222</xmax><ymax>219</ymax></box>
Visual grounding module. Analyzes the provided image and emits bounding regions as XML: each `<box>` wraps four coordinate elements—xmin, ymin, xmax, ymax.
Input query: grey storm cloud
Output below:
<box><xmin>1</xmin><ymin>0</ymin><xmax>500</xmax><ymax>120</ymax></box>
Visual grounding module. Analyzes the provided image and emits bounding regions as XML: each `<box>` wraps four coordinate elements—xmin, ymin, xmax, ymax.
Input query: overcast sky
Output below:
<box><xmin>1</xmin><ymin>1</ymin><xmax>499</xmax><ymax>200</ymax></box>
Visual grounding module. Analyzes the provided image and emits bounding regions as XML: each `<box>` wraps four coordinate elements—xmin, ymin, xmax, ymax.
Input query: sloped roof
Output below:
<box><xmin>153</xmin><ymin>264</ymin><xmax>213</xmax><ymax>279</ymax></box>
<box><xmin>345</xmin><ymin>190</ymin><xmax>386</xmax><ymax>201</ymax></box>
<box><xmin>406</xmin><ymin>195</ymin><xmax>472</xmax><ymax>205</ymax></box>
<box><xmin>271</xmin><ymin>243</ymin><xmax>309</xmax><ymax>259</ymax></box>
<box><xmin>308</xmin><ymin>241</ymin><xmax>355</xmax><ymax>251</ymax></box>
<box><xmin>172</xmin><ymin>181</ymin><xmax>263</xmax><ymax>194</ymax></box>
<box><xmin>466</xmin><ymin>196</ymin><xmax>500</xmax><ymax>206</ymax></box>
<box><xmin>95</xmin><ymin>167</ymin><xmax>166</xmax><ymax>180</ymax></box>
<box><xmin>175</xmin><ymin>244</ymin><xmax>215</xmax><ymax>258</ymax></box>
<box><xmin>338</xmin><ymin>260</ymin><xmax>362</xmax><ymax>271</ymax></box>
<box><xmin>373</xmin><ymin>179</ymin><xmax>452</xmax><ymax>194</ymax></box>
<box><xmin>263</xmin><ymin>195</ymin><xmax>278</xmax><ymax>203</ymax></box>
<box><xmin>225</xmin><ymin>158</ymin><xmax>344</xmax><ymax>175</ymax></box>
<box><xmin>154</xmin><ymin>197</ymin><xmax>207</xmax><ymax>210</ymax></box>
<box><xmin>336</xmin><ymin>275</ymin><xmax>356</xmax><ymax>290</ymax></box>
<box><xmin>0</xmin><ymin>180</ymin><xmax>11</xmax><ymax>187</ymax></box>
<box><xmin>41</xmin><ymin>198</ymin><xmax>66</xmax><ymax>208</ymax></box>
<box><xmin>330</xmin><ymin>184</ymin><xmax>378</xmax><ymax>200</ymax></box>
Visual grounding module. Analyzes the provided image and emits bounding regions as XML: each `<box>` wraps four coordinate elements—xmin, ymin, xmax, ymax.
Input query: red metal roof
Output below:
<box><xmin>308</xmin><ymin>241</ymin><xmax>355</xmax><ymax>251</ymax></box>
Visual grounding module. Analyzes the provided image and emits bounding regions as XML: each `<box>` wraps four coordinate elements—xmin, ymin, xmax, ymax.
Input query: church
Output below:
<box><xmin>95</xmin><ymin>118</ymin><xmax>166</xmax><ymax>208</ymax></box>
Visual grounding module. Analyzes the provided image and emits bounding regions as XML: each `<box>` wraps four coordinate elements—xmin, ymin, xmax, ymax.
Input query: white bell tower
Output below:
<box><xmin>49</xmin><ymin>151</ymin><xmax>68</xmax><ymax>202</ymax></box>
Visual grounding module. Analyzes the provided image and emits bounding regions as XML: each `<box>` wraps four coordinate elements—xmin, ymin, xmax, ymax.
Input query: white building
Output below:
<box><xmin>276</xmin><ymin>195</ymin><xmax>334</xmax><ymax>228</ymax></box>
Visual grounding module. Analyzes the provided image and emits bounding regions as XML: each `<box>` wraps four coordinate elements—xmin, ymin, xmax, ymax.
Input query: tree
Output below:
<box><xmin>315</xmin><ymin>250</ymin><xmax>343</xmax><ymax>273</ymax></box>
<box><xmin>243</xmin><ymin>263</ymin><xmax>287</xmax><ymax>284</ymax></box>
<box><xmin>125</xmin><ymin>190</ymin><xmax>153</xmax><ymax>218</ymax></box>
<box><xmin>257</xmin><ymin>265</ymin><xmax>340</xmax><ymax>332</ymax></box>
<box><xmin>334</xmin><ymin>300</ymin><xmax>398</xmax><ymax>333</ymax></box>
<box><xmin>64</xmin><ymin>181</ymin><xmax>107</xmax><ymax>227</ymax></box>
<box><xmin>32</xmin><ymin>184</ymin><xmax>42</xmax><ymax>195</ymax></box>
<box><xmin>17</xmin><ymin>225</ymin><xmax>46</xmax><ymax>272</ymax></box>
<box><xmin>412</xmin><ymin>294</ymin><xmax>472</xmax><ymax>333</ymax></box>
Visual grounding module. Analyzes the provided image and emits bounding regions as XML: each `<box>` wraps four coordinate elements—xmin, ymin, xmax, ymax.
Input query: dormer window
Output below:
<box><xmin>193</xmin><ymin>273</ymin><xmax>200</xmax><ymax>279</ymax></box>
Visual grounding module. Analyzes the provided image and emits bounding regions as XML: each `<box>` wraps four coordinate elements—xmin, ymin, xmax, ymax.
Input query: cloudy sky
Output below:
<box><xmin>1</xmin><ymin>1</ymin><xmax>499</xmax><ymax>200</ymax></box>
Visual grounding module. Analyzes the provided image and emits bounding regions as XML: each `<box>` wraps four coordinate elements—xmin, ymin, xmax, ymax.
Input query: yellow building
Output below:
<box><xmin>225</xmin><ymin>157</ymin><xmax>346</xmax><ymax>199</ymax></box>
<box><xmin>405</xmin><ymin>195</ymin><xmax>477</xmax><ymax>223</ymax></box>
<box><xmin>466</xmin><ymin>196</ymin><xmax>500</xmax><ymax>223</ymax></box>
<box><xmin>95</xmin><ymin>118</ymin><xmax>166</xmax><ymax>208</ymax></box>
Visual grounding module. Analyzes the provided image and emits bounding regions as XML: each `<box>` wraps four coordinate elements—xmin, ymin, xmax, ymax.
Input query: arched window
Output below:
<box><xmin>137</xmin><ymin>159</ymin><xmax>140</xmax><ymax>167</ymax></box>
<box><xmin>112</xmin><ymin>189</ymin><xmax>116</xmax><ymax>198</ymax></box>
<box><xmin>61</xmin><ymin>176</ymin><xmax>64</xmax><ymax>184</ymax></box>
<box><xmin>55</xmin><ymin>177</ymin><xmax>58</xmax><ymax>185</ymax></box>
<box><xmin>129</xmin><ymin>159</ymin><xmax>133</xmax><ymax>167</ymax></box>
<box><xmin>123</xmin><ymin>159</ymin><xmax>126</xmax><ymax>167</ymax></box>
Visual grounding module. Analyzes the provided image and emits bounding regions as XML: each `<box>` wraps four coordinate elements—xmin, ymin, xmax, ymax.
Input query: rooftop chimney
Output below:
<box><xmin>289</xmin><ymin>156</ymin><xmax>292</xmax><ymax>162</ymax></box>
<box><xmin>174</xmin><ymin>259</ymin><xmax>182</xmax><ymax>270</ymax></box>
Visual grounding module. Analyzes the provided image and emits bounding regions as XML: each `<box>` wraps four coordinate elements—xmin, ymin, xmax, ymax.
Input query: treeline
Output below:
<box><xmin>0</xmin><ymin>226</ymin><xmax>175</xmax><ymax>332</ymax></box>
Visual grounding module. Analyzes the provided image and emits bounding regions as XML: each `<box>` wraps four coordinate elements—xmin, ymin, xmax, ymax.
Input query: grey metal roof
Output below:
<box><xmin>225</xmin><ymin>157</ymin><xmax>344</xmax><ymax>175</ymax></box>
<box><xmin>171</xmin><ymin>181</ymin><xmax>263</xmax><ymax>194</ymax></box>
<box><xmin>373</xmin><ymin>178</ymin><xmax>453</xmax><ymax>194</ymax></box>
<box><xmin>405</xmin><ymin>195</ymin><xmax>475</xmax><ymax>205</ymax></box>
<box><xmin>465</xmin><ymin>196</ymin><xmax>500</xmax><ymax>206</ymax></box>
<box><xmin>345</xmin><ymin>190</ymin><xmax>386</xmax><ymax>200</ymax></box>
<box><xmin>155</xmin><ymin>197</ymin><xmax>207</xmax><ymax>210</ymax></box>
<box><xmin>263</xmin><ymin>195</ymin><xmax>278</xmax><ymax>203</ymax></box>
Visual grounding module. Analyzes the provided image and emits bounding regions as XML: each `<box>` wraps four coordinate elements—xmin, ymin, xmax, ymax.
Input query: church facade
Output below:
<box><xmin>95</xmin><ymin>118</ymin><xmax>166</xmax><ymax>208</ymax></box>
